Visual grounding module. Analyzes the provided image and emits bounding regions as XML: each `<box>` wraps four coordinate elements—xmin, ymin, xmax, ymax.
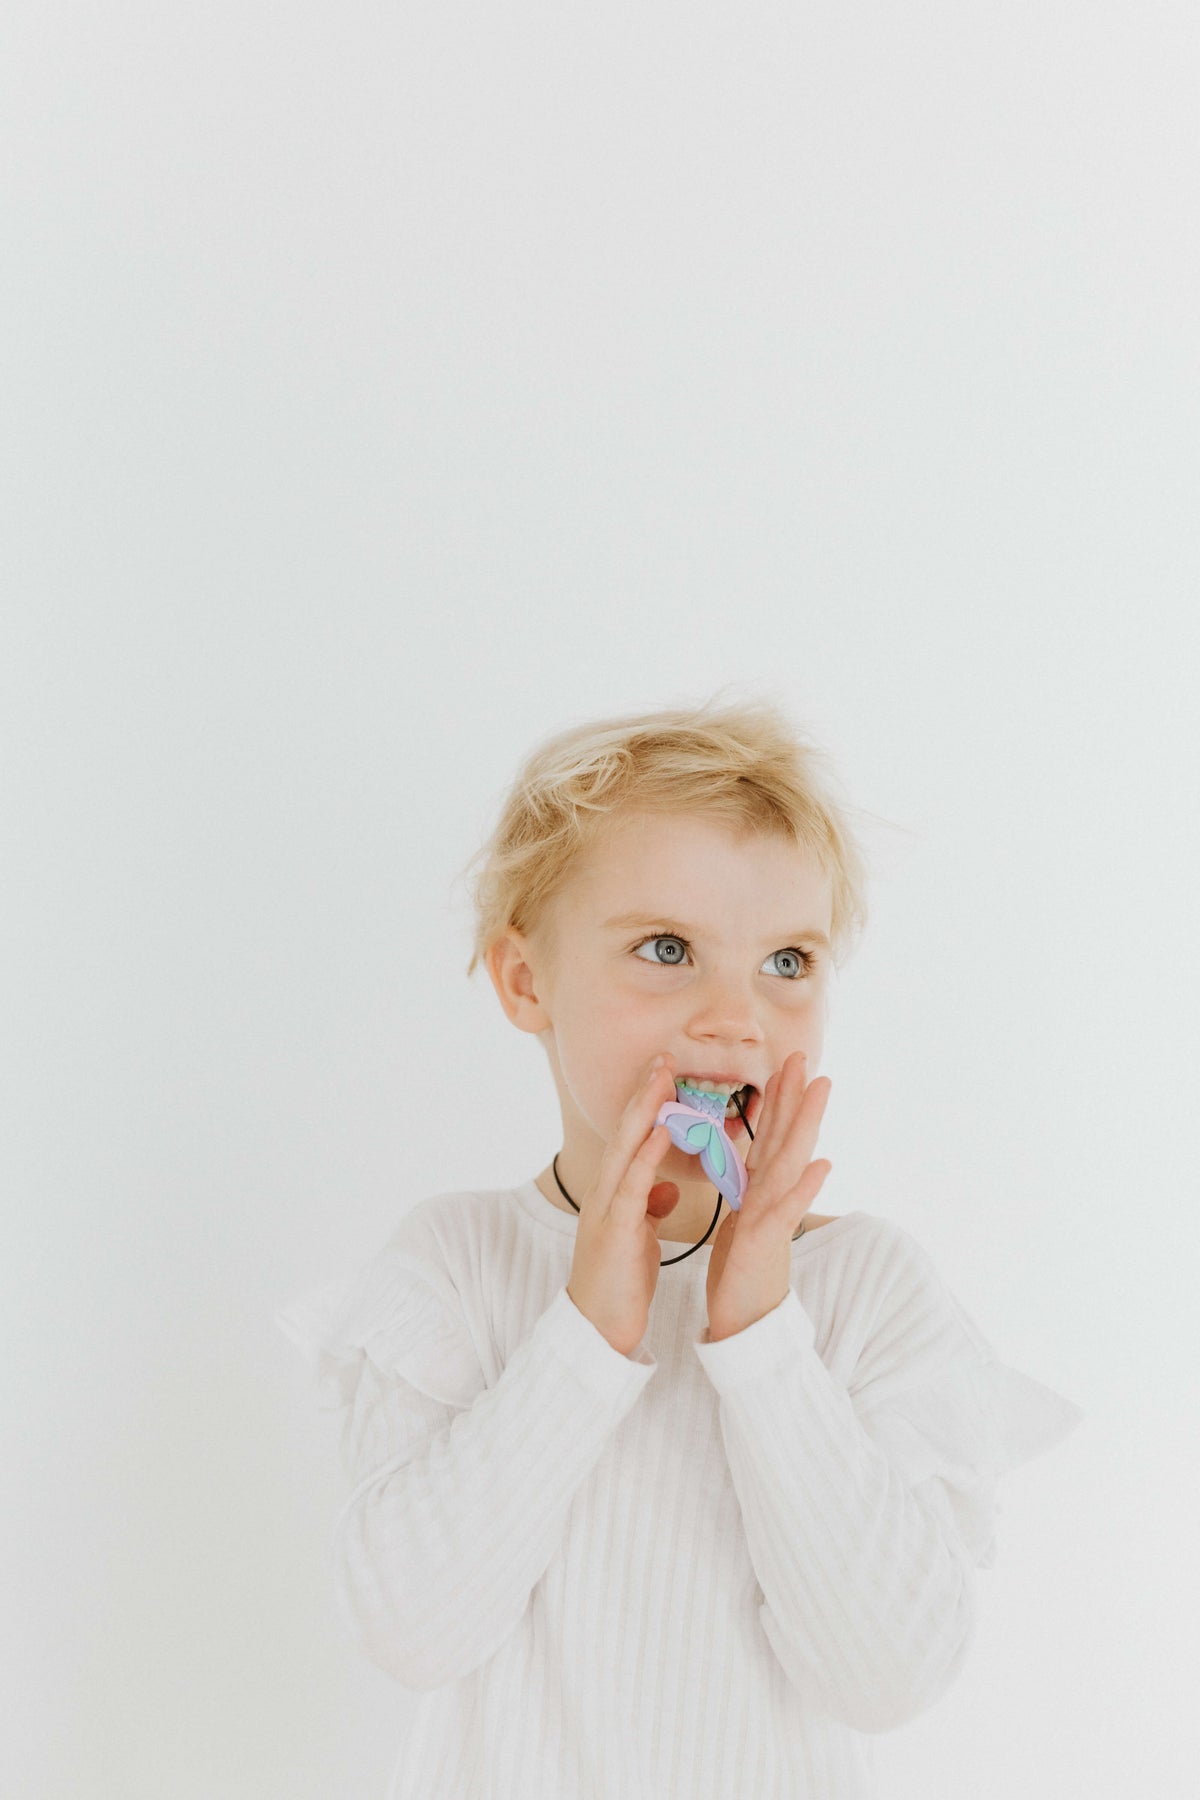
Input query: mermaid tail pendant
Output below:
<box><xmin>654</xmin><ymin>1080</ymin><xmax>749</xmax><ymax>1209</ymax></box>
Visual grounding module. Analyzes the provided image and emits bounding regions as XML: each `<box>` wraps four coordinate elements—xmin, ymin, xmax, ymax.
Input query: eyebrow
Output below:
<box><xmin>603</xmin><ymin>912</ymin><xmax>831</xmax><ymax>951</ymax></box>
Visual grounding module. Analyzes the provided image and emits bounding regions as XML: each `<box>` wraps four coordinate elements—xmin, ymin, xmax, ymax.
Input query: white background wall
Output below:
<box><xmin>3</xmin><ymin>3</ymin><xmax>1196</xmax><ymax>1795</ymax></box>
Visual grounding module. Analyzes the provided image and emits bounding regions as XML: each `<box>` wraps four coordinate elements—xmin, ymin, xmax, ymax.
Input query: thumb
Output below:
<box><xmin>646</xmin><ymin>1181</ymin><xmax>680</xmax><ymax>1219</ymax></box>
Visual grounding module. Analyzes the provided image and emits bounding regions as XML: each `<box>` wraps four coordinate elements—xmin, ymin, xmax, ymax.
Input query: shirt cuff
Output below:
<box><xmin>550</xmin><ymin>1285</ymin><xmax>659</xmax><ymax>1395</ymax></box>
<box><xmin>692</xmin><ymin>1285</ymin><xmax>818</xmax><ymax>1390</ymax></box>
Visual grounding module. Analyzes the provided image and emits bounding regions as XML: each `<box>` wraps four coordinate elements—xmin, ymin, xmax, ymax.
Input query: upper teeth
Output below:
<box><xmin>678</xmin><ymin>1078</ymin><xmax>742</xmax><ymax>1098</ymax></box>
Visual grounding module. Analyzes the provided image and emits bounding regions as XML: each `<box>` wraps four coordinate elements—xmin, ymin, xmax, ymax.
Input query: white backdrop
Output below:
<box><xmin>3</xmin><ymin>3</ymin><xmax>1197</xmax><ymax>1796</ymax></box>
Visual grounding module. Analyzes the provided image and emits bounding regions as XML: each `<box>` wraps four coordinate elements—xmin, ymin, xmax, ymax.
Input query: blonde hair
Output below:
<box><xmin>456</xmin><ymin>686</ymin><xmax>873</xmax><ymax>983</ymax></box>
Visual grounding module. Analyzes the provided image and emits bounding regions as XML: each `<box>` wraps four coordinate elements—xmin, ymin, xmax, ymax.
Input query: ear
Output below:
<box><xmin>485</xmin><ymin>930</ymin><xmax>555</xmax><ymax>1036</ymax></box>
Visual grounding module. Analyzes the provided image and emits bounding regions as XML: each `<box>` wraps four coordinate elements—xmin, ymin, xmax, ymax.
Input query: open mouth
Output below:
<box><xmin>725</xmin><ymin>1087</ymin><xmax>755</xmax><ymax>1129</ymax></box>
<box><xmin>725</xmin><ymin>1083</ymin><xmax>755</xmax><ymax>1121</ymax></box>
<box><xmin>676</xmin><ymin>1079</ymin><xmax>756</xmax><ymax>1121</ymax></box>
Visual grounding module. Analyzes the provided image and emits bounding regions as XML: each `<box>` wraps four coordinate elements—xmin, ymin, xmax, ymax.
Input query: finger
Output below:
<box><xmin>598</xmin><ymin>1056</ymin><xmax>675</xmax><ymax>1212</ymax></box>
<box><xmin>753</xmin><ymin>1063</ymin><xmax>830</xmax><ymax>1195</ymax></box>
<box><xmin>792</xmin><ymin>1076</ymin><xmax>832</xmax><ymax>1159</ymax></box>
<box><xmin>747</xmin><ymin>1056</ymin><xmax>796</xmax><ymax>1168</ymax></box>
<box><xmin>770</xmin><ymin>1073</ymin><xmax>829</xmax><ymax>1176</ymax></box>
<box><xmin>795</xmin><ymin>1159</ymin><xmax>833</xmax><ymax>1212</ymax></box>
<box><xmin>763</xmin><ymin>1156</ymin><xmax>832</xmax><ymax>1233</ymax></box>
<box><xmin>612</xmin><ymin>1121</ymin><xmax>674</xmax><ymax>1222</ymax></box>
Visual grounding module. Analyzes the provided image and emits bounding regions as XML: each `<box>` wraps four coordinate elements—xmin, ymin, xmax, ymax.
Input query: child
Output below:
<box><xmin>276</xmin><ymin>693</ymin><xmax>1083</xmax><ymax>1799</ymax></box>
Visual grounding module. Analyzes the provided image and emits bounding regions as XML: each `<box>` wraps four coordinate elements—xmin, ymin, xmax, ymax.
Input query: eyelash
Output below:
<box><xmin>629</xmin><ymin>932</ymin><xmax>818</xmax><ymax>980</ymax></box>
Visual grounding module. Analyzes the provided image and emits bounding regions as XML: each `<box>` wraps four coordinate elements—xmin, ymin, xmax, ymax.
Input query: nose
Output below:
<box><xmin>685</xmin><ymin>976</ymin><xmax>763</xmax><ymax>1034</ymax></box>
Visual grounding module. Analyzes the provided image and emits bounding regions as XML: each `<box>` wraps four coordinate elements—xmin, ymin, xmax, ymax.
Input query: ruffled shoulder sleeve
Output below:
<box><xmin>849</xmin><ymin>1225</ymin><xmax>1085</xmax><ymax>1570</ymax></box>
<box><xmin>273</xmin><ymin>1204</ymin><xmax>486</xmax><ymax>1415</ymax></box>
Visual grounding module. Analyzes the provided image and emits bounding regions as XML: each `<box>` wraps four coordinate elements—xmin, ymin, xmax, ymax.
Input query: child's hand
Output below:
<box><xmin>566</xmin><ymin>1053</ymin><xmax>682</xmax><ymax>1358</ymax></box>
<box><xmin>705</xmin><ymin>1051</ymin><xmax>833</xmax><ymax>1343</ymax></box>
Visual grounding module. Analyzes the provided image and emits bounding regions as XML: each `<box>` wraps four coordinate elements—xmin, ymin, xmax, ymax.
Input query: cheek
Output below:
<box><xmin>560</xmin><ymin>1043</ymin><xmax>646</xmax><ymax>1139</ymax></box>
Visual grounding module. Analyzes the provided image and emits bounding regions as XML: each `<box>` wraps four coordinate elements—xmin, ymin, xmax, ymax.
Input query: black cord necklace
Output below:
<box><xmin>551</xmin><ymin>1084</ymin><xmax>806</xmax><ymax>1265</ymax></box>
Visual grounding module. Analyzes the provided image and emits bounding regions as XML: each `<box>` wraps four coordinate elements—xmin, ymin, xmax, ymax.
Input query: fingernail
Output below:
<box><xmin>650</xmin><ymin>1054</ymin><xmax>665</xmax><ymax>1071</ymax></box>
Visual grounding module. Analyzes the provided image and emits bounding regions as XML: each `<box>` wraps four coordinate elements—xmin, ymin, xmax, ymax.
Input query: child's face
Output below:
<box><xmin>497</xmin><ymin>811</ymin><xmax>835</xmax><ymax>1211</ymax></box>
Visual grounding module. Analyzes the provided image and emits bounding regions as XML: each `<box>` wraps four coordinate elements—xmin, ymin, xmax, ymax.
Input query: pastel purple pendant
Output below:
<box><xmin>654</xmin><ymin>1080</ymin><xmax>749</xmax><ymax>1209</ymax></box>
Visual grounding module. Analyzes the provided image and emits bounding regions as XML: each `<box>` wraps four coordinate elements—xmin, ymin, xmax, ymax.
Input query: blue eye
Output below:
<box><xmin>633</xmin><ymin>934</ymin><xmax>689</xmax><ymax>966</ymax></box>
<box><xmin>631</xmin><ymin>934</ymin><xmax>816</xmax><ymax>979</ymax></box>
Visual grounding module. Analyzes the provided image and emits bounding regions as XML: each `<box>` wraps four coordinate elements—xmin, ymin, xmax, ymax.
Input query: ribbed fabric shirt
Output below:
<box><xmin>275</xmin><ymin>1177</ymin><xmax>1083</xmax><ymax>1800</ymax></box>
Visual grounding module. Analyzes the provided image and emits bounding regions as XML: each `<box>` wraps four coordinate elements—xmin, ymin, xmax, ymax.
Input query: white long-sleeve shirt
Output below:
<box><xmin>275</xmin><ymin>1177</ymin><xmax>1083</xmax><ymax>1799</ymax></box>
